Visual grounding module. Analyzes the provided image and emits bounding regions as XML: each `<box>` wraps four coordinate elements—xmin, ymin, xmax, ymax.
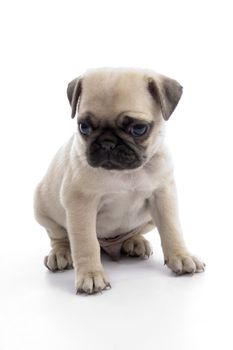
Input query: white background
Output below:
<box><xmin>0</xmin><ymin>0</ymin><xmax>233</xmax><ymax>349</ymax></box>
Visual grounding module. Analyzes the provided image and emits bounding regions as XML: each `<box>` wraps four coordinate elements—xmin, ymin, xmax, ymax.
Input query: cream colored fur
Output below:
<box><xmin>34</xmin><ymin>68</ymin><xmax>205</xmax><ymax>294</ymax></box>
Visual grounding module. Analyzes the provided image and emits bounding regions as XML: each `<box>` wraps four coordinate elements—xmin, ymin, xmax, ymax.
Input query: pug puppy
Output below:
<box><xmin>34</xmin><ymin>68</ymin><xmax>205</xmax><ymax>294</ymax></box>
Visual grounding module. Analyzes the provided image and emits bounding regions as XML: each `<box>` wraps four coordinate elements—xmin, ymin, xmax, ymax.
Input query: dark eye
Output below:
<box><xmin>79</xmin><ymin>122</ymin><xmax>93</xmax><ymax>136</ymax></box>
<box><xmin>130</xmin><ymin>124</ymin><xmax>148</xmax><ymax>137</ymax></box>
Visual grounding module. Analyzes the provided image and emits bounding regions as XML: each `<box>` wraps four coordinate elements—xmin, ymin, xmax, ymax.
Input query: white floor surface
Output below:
<box><xmin>1</xmin><ymin>226</ymin><xmax>232</xmax><ymax>350</ymax></box>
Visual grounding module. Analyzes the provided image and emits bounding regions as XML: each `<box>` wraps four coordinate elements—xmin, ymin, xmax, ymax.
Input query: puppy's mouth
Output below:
<box><xmin>101</xmin><ymin>160</ymin><xmax>123</xmax><ymax>170</ymax></box>
<box><xmin>87</xmin><ymin>141</ymin><xmax>146</xmax><ymax>170</ymax></box>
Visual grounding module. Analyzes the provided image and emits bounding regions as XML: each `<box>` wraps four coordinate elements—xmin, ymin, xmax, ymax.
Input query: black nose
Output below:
<box><xmin>100</xmin><ymin>140</ymin><xmax>116</xmax><ymax>151</ymax></box>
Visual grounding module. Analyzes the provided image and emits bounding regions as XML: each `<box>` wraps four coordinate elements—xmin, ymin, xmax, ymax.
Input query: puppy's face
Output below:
<box><xmin>67</xmin><ymin>68</ymin><xmax>182</xmax><ymax>170</ymax></box>
<box><xmin>78</xmin><ymin>114</ymin><xmax>152</xmax><ymax>170</ymax></box>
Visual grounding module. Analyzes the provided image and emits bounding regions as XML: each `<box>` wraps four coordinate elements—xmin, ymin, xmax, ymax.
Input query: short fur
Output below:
<box><xmin>34</xmin><ymin>68</ymin><xmax>205</xmax><ymax>294</ymax></box>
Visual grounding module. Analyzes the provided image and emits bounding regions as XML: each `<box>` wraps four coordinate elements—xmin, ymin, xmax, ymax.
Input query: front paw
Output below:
<box><xmin>76</xmin><ymin>269</ymin><xmax>111</xmax><ymax>295</ymax></box>
<box><xmin>165</xmin><ymin>253</ymin><xmax>205</xmax><ymax>275</ymax></box>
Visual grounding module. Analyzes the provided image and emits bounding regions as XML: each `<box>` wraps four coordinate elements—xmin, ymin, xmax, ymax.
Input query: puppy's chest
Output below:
<box><xmin>96</xmin><ymin>174</ymin><xmax>155</xmax><ymax>238</ymax></box>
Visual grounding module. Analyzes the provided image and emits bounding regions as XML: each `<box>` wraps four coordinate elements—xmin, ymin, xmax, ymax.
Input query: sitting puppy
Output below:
<box><xmin>34</xmin><ymin>68</ymin><xmax>205</xmax><ymax>294</ymax></box>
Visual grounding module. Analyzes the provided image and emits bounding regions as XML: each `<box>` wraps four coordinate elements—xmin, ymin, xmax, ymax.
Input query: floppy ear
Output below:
<box><xmin>67</xmin><ymin>77</ymin><xmax>82</xmax><ymax>119</ymax></box>
<box><xmin>148</xmin><ymin>75</ymin><xmax>183</xmax><ymax>120</ymax></box>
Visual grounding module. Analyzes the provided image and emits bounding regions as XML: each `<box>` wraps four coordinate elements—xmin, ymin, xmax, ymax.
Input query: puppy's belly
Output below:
<box><xmin>96</xmin><ymin>193</ymin><xmax>153</xmax><ymax>239</ymax></box>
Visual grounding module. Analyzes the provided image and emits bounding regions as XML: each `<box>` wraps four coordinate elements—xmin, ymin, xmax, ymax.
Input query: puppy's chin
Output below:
<box><xmin>87</xmin><ymin>158</ymin><xmax>145</xmax><ymax>170</ymax></box>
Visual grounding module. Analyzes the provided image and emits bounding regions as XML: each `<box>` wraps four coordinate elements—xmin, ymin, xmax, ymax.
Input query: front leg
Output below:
<box><xmin>64</xmin><ymin>192</ymin><xmax>111</xmax><ymax>294</ymax></box>
<box><xmin>149</xmin><ymin>180</ymin><xmax>205</xmax><ymax>275</ymax></box>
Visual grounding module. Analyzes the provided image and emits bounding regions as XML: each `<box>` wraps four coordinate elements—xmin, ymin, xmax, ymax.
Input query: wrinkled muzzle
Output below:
<box><xmin>87</xmin><ymin>139</ymin><xmax>146</xmax><ymax>170</ymax></box>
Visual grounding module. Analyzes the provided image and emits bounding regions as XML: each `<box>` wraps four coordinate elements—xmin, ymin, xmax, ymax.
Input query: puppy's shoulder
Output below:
<box><xmin>144</xmin><ymin>145</ymin><xmax>174</xmax><ymax>184</ymax></box>
<box><xmin>38</xmin><ymin>135</ymin><xmax>75</xmax><ymax>189</ymax></box>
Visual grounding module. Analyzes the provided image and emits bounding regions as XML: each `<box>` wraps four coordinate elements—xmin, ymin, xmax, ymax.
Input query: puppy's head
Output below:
<box><xmin>67</xmin><ymin>68</ymin><xmax>182</xmax><ymax>170</ymax></box>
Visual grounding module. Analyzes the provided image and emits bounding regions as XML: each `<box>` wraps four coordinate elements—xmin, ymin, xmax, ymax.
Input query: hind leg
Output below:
<box><xmin>37</xmin><ymin>214</ymin><xmax>73</xmax><ymax>271</ymax></box>
<box><xmin>45</xmin><ymin>234</ymin><xmax>73</xmax><ymax>272</ymax></box>
<box><xmin>122</xmin><ymin>234</ymin><xmax>153</xmax><ymax>258</ymax></box>
<box><xmin>122</xmin><ymin>222</ymin><xmax>154</xmax><ymax>258</ymax></box>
